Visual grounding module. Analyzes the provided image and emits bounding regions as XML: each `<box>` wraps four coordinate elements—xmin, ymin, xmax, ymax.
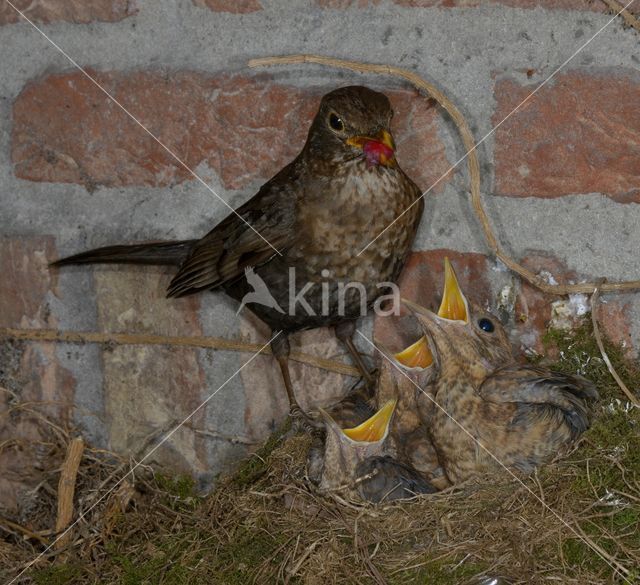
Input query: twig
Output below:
<box><xmin>0</xmin><ymin>517</ymin><xmax>50</xmax><ymax>546</ymax></box>
<box><xmin>191</xmin><ymin>427</ymin><xmax>260</xmax><ymax>445</ymax></box>
<box><xmin>601</xmin><ymin>0</ymin><xmax>640</xmax><ymax>32</ymax></box>
<box><xmin>0</xmin><ymin>326</ymin><xmax>359</xmax><ymax>378</ymax></box>
<box><xmin>571</xmin><ymin>517</ymin><xmax>631</xmax><ymax>578</ymax></box>
<box><xmin>248</xmin><ymin>54</ymin><xmax>640</xmax><ymax>296</ymax></box>
<box><xmin>54</xmin><ymin>437</ymin><xmax>85</xmax><ymax>557</ymax></box>
<box><xmin>590</xmin><ymin>283</ymin><xmax>639</xmax><ymax>406</ymax></box>
<box><xmin>286</xmin><ymin>538</ymin><xmax>324</xmax><ymax>577</ymax></box>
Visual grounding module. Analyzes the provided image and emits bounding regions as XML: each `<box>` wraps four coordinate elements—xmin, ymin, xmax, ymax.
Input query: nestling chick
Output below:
<box><xmin>312</xmin><ymin>399</ymin><xmax>435</xmax><ymax>502</ymax></box>
<box><xmin>375</xmin><ymin>257</ymin><xmax>467</xmax><ymax>489</ymax></box>
<box><xmin>403</xmin><ymin>263</ymin><xmax>599</xmax><ymax>485</ymax></box>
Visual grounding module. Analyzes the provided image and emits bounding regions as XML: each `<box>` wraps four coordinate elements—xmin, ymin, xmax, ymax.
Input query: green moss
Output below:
<box><xmin>544</xmin><ymin>320</ymin><xmax>640</xmax><ymax>583</ymax></box>
<box><xmin>389</xmin><ymin>556</ymin><xmax>487</xmax><ymax>585</ymax></box>
<box><xmin>542</xmin><ymin>321</ymin><xmax>639</xmax><ymax>403</ymax></box>
<box><xmin>154</xmin><ymin>473</ymin><xmax>197</xmax><ymax>500</ymax></box>
<box><xmin>31</xmin><ymin>564</ymin><xmax>82</xmax><ymax>585</ymax></box>
<box><xmin>562</xmin><ymin>538</ymin><xmax>601</xmax><ymax>570</ymax></box>
<box><xmin>205</xmin><ymin>526</ymin><xmax>290</xmax><ymax>585</ymax></box>
<box><xmin>231</xmin><ymin>418</ymin><xmax>291</xmax><ymax>488</ymax></box>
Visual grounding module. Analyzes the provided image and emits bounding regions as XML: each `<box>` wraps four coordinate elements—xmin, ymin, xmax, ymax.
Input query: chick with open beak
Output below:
<box><xmin>375</xmin><ymin>258</ymin><xmax>467</xmax><ymax>490</ymax></box>
<box><xmin>312</xmin><ymin>399</ymin><xmax>435</xmax><ymax>502</ymax></box>
<box><xmin>402</xmin><ymin>262</ymin><xmax>599</xmax><ymax>485</ymax></box>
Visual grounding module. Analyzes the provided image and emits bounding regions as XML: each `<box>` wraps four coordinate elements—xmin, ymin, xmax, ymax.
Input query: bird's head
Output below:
<box><xmin>306</xmin><ymin>86</ymin><xmax>396</xmax><ymax>168</ymax></box>
<box><xmin>400</xmin><ymin>259</ymin><xmax>512</xmax><ymax>385</ymax></box>
<box><xmin>318</xmin><ymin>399</ymin><xmax>397</xmax><ymax>490</ymax></box>
<box><xmin>388</xmin><ymin>257</ymin><xmax>469</xmax><ymax>377</ymax></box>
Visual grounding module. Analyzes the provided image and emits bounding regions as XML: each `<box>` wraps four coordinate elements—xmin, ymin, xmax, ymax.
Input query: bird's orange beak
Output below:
<box><xmin>341</xmin><ymin>399</ymin><xmax>397</xmax><ymax>442</ymax></box>
<box><xmin>346</xmin><ymin>129</ymin><xmax>396</xmax><ymax>167</ymax></box>
<box><xmin>394</xmin><ymin>258</ymin><xmax>468</xmax><ymax>368</ymax></box>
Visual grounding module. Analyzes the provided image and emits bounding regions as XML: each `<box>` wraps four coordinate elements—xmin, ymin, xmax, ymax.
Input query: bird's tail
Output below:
<box><xmin>51</xmin><ymin>240</ymin><xmax>198</xmax><ymax>267</ymax></box>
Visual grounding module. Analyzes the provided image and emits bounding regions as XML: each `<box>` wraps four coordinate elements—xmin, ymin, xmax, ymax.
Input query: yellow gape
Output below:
<box><xmin>394</xmin><ymin>258</ymin><xmax>468</xmax><ymax>369</ymax></box>
<box><xmin>342</xmin><ymin>399</ymin><xmax>397</xmax><ymax>442</ymax></box>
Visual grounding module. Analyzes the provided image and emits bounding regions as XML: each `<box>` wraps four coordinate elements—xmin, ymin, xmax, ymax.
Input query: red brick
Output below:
<box><xmin>374</xmin><ymin>249</ymin><xmax>492</xmax><ymax>351</ymax></box>
<box><xmin>494</xmin><ymin>71</ymin><xmax>640</xmax><ymax>203</ymax></box>
<box><xmin>93</xmin><ymin>268</ymin><xmax>211</xmax><ymax>471</ymax></box>
<box><xmin>11</xmin><ymin>72</ymin><xmax>450</xmax><ymax>193</ymax></box>
<box><xmin>192</xmin><ymin>0</ymin><xmax>262</xmax><ymax>12</ymax></box>
<box><xmin>0</xmin><ymin>236</ymin><xmax>59</xmax><ymax>328</ymax></box>
<box><xmin>0</xmin><ymin>237</ymin><xmax>75</xmax><ymax>423</ymax></box>
<box><xmin>0</xmin><ymin>0</ymin><xmax>137</xmax><ymax>25</ymax></box>
<box><xmin>597</xmin><ymin>299</ymin><xmax>634</xmax><ymax>356</ymax></box>
<box><xmin>514</xmin><ymin>253</ymin><xmax>578</xmax><ymax>353</ymax></box>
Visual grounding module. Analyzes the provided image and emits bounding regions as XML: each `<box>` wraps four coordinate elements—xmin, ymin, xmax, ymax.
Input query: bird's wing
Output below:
<box><xmin>478</xmin><ymin>365</ymin><xmax>598</xmax><ymax>434</ymax></box>
<box><xmin>355</xmin><ymin>456</ymin><xmax>436</xmax><ymax>503</ymax></box>
<box><xmin>166</xmin><ymin>166</ymin><xmax>298</xmax><ymax>298</ymax></box>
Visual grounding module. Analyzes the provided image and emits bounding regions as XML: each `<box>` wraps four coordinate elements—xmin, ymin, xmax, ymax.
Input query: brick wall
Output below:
<box><xmin>1</xmin><ymin>0</ymin><xmax>638</xmax><ymax>497</ymax></box>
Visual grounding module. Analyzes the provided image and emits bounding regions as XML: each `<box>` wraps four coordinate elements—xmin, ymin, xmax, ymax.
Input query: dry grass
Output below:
<box><xmin>1</xmin><ymin>321</ymin><xmax>639</xmax><ymax>585</ymax></box>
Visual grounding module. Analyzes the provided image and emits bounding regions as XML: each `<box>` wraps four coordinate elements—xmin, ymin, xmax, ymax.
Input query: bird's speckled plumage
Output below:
<box><xmin>52</xmin><ymin>85</ymin><xmax>425</xmax><ymax>420</ymax></box>
<box><xmin>310</xmin><ymin>397</ymin><xmax>436</xmax><ymax>503</ymax></box>
<box><xmin>405</xmin><ymin>296</ymin><xmax>599</xmax><ymax>485</ymax></box>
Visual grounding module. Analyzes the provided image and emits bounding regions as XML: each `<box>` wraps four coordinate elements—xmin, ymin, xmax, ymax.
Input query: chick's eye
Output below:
<box><xmin>328</xmin><ymin>113</ymin><xmax>344</xmax><ymax>132</ymax></box>
<box><xmin>478</xmin><ymin>318</ymin><xmax>495</xmax><ymax>333</ymax></box>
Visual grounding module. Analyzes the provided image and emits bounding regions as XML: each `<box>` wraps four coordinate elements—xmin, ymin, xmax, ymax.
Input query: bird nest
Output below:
<box><xmin>2</xmin><ymin>321</ymin><xmax>639</xmax><ymax>585</ymax></box>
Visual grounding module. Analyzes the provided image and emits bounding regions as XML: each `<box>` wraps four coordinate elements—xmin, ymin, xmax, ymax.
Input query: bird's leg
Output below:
<box><xmin>335</xmin><ymin>320</ymin><xmax>376</xmax><ymax>388</ymax></box>
<box><xmin>271</xmin><ymin>333</ymin><xmax>319</xmax><ymax>432</ymax></box>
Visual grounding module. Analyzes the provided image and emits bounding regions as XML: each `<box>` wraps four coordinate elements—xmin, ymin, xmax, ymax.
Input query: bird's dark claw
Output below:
<box><xmin>289</xmin><ymin>405</ymin><xmax>323</xmax><ymax>434</ymax></box>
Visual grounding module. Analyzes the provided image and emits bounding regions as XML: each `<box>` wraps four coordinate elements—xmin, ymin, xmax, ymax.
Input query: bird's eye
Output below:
<box><xmin>477</xmin><ymin>318</ymin><xmax>495</xmax><ymax>333</ymax></box>
<box><xmin>328</xmin><ymin>113</ymin><xmax>344</xmax><ymax>132</ymax></box>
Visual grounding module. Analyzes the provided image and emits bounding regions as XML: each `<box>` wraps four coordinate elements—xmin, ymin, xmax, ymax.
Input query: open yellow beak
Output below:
<box><xmin>439</xmin><ymin>257</ymin><xmax>468</xmax><ymax>322</ymax></box>
<box><xmin>394</xmin><ymin>258</ymin><xmax>468</xmax><ymax>368</ymax></box>
<box><xmin>393</xmin><ymin>336</ymin><xmax>433</xmax><ymax>369</ymax></box>
<box><xmin>342</xmin><ymin>399</ymin><xmax>397</xmax><ymax>442</ymax></box>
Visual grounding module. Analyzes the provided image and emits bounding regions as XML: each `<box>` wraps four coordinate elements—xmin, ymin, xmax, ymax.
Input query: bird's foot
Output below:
<box><xmin>348</xmin><ymin>367</ymin><xmax>379</xmax><ymax>400</ymax></box>
<box><xmin>363</xmin><ymin>367</ymin><xmax>379</xmax><ymax>393</ymax></box>
<box><xmin>289</xmin><ymin>405</ymin><xmax>323</xmax><ymax>434</ymax></box>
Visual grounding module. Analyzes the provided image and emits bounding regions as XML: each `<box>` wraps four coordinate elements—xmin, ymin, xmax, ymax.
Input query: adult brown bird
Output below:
<box><xmin>52</xmin><ymin>86</ymin><xmax>424</xmax><ymax>427</ymax></box>
<box><xmin>402</xmin><ymin>265</ymin><xmax>599</xmax><ymax>485</ymax></box>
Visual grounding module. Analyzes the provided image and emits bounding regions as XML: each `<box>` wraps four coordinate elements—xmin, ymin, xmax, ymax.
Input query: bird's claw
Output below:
<box><xmin>289</xmin><ymin>406</ymin><xmax>323</xmax><ymax>434</ymax></box>
<box><xmin>348</xmin><ymin>367</ymin><xmax>379</xmax><ymax>399</ymax></box>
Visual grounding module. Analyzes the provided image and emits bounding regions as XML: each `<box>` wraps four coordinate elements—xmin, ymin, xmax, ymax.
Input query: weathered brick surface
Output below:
<box><xmin>0</xmin><ymin>238</ymin><xmax>75</xmax><ymax>514</ymax></box>
<box><xmin>11</xmin><ymin>72</ymin><xmax>450</xmax><ymax>193</ymax></box>
<box><xmin>598</xmin><ymin>299</ymin><xmax>634</xmax><ymax>356</ymax></box>
<box><xmin>494</xmin><ymin>71</ymin><xmax>640</xmax><ymax>202</ymax></box>
<box><xmin>0</xmin><ymin>0</ymin><xmax>137</xmax><ymax>25</ymax></box>
<box><xmin>0</xmin><ymin>236</ymin><xmax>58</xmax><ymax>329</ymax></box>
<box><xmin>94</xmin><ymin>267</ymin><xmax>210</xmax><ymax>472</ymax></box>
<box><xmin>192</xmin><ymin>0</ymin><xmax>262</xmax><ymax>13</ymax></box>
<box><xmin>0</xmin><ymin>236</ymin><xmax>74</xmax><ymax>413</ymax></box>
<box><xmin>239</xmin><ymin>311</ymin><xmax>352</xmax><ymax>441</ymax></box>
